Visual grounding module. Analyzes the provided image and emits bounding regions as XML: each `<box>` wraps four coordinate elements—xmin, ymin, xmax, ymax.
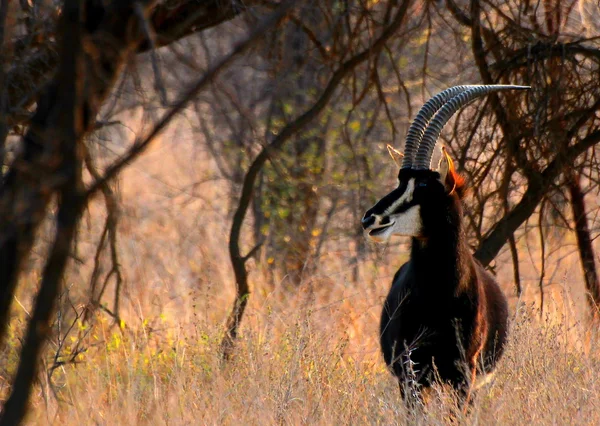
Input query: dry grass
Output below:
<box><xmin>16</xmin><ymin>294</ymin><xmax>600</xmax><ymax>425</ymax></box>
<box><xmin>2</xmin><ymin>130</ymin><xmax>600</xmax><ymax>425</ymax></box>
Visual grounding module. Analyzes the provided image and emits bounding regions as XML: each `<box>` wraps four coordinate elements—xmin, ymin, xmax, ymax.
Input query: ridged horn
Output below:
<box><xmin>401</xmin><ymin>85</ymin><xmax>477</xmax><ymax>170</ymax></box>
<box><xmin>413</xmin><ymin>85</ymin><xmax>530</xmax><ymax>170</ymax></box>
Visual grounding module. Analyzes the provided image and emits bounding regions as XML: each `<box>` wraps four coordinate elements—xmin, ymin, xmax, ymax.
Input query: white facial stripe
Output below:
<box><xmin>389</xmin><ymin>205</ymin><xmax>421</xmax><ymax>237</ymax></box>
<box><xmin>366</xmin><ymin>205</ymin><xmax>422</xmax><ymax>243</ymax></box>
<box><xmin>383</xmin><ymin>178</ymin><xmax>415</xmax><ymax>217</ymax></box>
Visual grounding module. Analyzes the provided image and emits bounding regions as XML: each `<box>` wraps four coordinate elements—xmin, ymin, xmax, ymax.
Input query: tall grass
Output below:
<box><xmin>15</xmin><ymin>292</ymin><xmax>600</xmax><ymax>425</ymax></box>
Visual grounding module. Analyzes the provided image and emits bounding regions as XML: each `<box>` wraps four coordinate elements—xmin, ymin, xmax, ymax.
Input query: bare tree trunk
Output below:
<box><xmin>508</xmin><ymin>234</ymin><xmax>522</xmax><ymax>297</ymax></box>
<box><xmin>0</xmin><ymin>0</ymin><xmax>9</xmax><ymax>168</ymax></box>
<box><xmin>501</xmin><ymin>163</ymin><xmax>521</xmax><ymax>297</ymax></box>
<box><xmin>221</xmin><ymin>235</ymin><xmax>251</xmax><ymax>359</ymax></box>
<box><xmin>0</xmin><ymin>65</ymin><xmax>69</xmax><ymax>347</ymax></box>
<box><xmin>0</xmin><ymin>161</ymin><xmax>84</xmax><ymax>426</ymax></box>
<box><xmin>0</xmin><ymin>0</ymin><xmax>85</xmax><ymax>421</ymax></box>
<box><xmin>568</xmin><ymin>171</ymin><xmax>600</xmax><ymax>320</ymax></box>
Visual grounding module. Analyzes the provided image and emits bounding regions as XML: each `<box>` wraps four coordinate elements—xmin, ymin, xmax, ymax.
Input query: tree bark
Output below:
<box><xmin>0</xmin><ymin>159</ymin><xmax>85</xmax><ymax>426</ymax></box>
<box><xmin>568</xmin><ymin>171</ymin><xmax>600</xmax><ymax>319</ymax></box>
<box><xmin>508</xmin><ymin>233</ymin><xmax>522</xmax><ymax>297</ymax></box>
<box><xmin>0</xmin><ymin>0</ymin><xmax>9</xmax><ymax>167</ymax></box>
<box><xmin>0</xmin><ymin>0</ymin><xmax>85</xmax><ymax>421</ymax></box>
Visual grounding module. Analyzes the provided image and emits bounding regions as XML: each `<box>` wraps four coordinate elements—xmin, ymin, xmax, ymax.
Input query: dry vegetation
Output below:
<box><xmin>18</xmin><ymin>299</ymin><xmax>600</xmax><ymax>425</ymax></box>
<box><xmin>3</xmin><ymin>134</ymin><xmax>599</xmax><ymax>425</ymax></box>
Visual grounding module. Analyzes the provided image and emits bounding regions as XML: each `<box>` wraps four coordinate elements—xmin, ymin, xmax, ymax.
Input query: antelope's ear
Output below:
<box><xmin>437</xmin><ymin>146</ymin><xmax>465</xmax><ymax>195</ymax></box>
<box><xmin>387</xmin><ymin>144</ymin><xmax>404</xmax><ymax>167</ymax></box>
<box><xmin>437</xmin><ymin>146</ymin><xmax>450</xmax><ymax>183</ymax></box>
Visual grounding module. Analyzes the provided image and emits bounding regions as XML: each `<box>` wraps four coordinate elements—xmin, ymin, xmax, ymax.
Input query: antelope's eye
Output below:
<box><xmin>417</xmin><ymin>182</ymin><xmax>427</xmax><ymax>188</ymax></box>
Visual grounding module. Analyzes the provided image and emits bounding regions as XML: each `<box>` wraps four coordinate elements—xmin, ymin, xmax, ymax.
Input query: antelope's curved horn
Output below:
<box><xmin>401</xmin><ymin>85</ymin><xmax>476</xmax><ymax>170</ymax></box>
<box><xmin>413</xmin><ymin>85</ymin><xmax>530</xmax><ymax>170</ymax></box>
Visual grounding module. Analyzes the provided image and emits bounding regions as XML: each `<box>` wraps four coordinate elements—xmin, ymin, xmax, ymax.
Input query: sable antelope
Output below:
<box><xmin>361</xmin><ymin>85</ymin><xmax>528</xmax><ymax>404</ymax></box>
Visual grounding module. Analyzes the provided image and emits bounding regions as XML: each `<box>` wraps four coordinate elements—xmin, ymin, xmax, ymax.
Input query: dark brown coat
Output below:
<box><xmin>379</xmin><ymin>168</ymin><xmax>508</xmax><ymax>402</ymax></box>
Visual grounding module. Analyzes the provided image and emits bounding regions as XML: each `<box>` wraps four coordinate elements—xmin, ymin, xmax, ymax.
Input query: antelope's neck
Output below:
<box><xmin>409</xmin><ymin>205</ymin><xmax>473</xmax><ymax>296</ymax></box>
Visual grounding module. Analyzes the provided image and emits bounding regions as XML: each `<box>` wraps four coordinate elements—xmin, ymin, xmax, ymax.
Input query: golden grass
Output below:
<box><xmin>15</xmin><ymin>294</ymin><xmax>600</xmax><ymax>426</ymax></box>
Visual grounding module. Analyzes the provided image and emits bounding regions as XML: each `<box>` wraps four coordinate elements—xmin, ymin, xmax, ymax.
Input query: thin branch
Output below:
<box><xmin>83</xmin><ymin>147</ymin><xmax>123</xmax><ymax>323</ymax></box>
<box><xmin>538</xmin><ymin>201</ymin><xmax>546</xmax><ymax>317</ymax></box>
<box><xmin>508</xmin><ymin>233</ymin><xmax>521</xmax><ymax>296</ymax></box>
<box><xmin>242</xmin><ymin>240</ymin><xmax>265</xmax><ymax>262</ymax></box>
<box><xmin>135</xmin><ymin>2</ymin><xmax>167</xmax><ymax>104</ymax></box>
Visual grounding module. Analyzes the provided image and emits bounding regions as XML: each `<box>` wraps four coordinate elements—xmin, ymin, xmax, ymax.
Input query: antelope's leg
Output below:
<box><xmin>465</xmin><ymin>366</ymin><xmax>477</xmax><ymax>405</ymax></box>
<box><xmin>462</xmin><ymin>355</ymin><xmax>479</xmax><ymax>415</ymax></box>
